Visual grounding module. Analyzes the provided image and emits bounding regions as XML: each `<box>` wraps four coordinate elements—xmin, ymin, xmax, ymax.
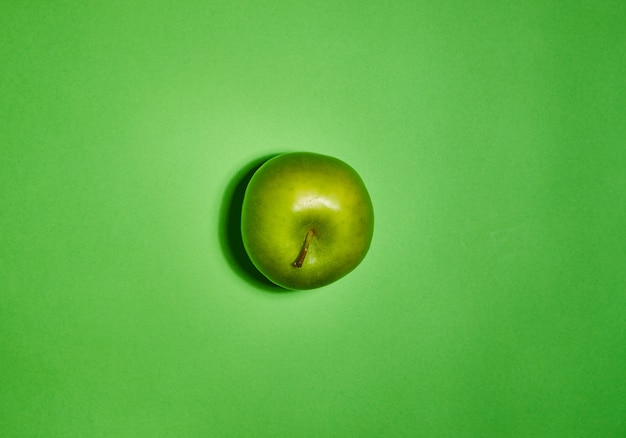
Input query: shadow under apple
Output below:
<box><xmin>219</xmin><ymin>155</ymin><xmax>287</xmax><ymax>293</ymax></box>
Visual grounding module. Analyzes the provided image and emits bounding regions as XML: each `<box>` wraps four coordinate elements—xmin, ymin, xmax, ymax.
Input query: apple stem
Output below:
<box><xmin>293</xmin><ymin>228</ymin><xmax>315</xmax><ymax>268</ymax></box>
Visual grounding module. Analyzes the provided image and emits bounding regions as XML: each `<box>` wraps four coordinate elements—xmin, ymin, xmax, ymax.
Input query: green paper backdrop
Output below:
<box><xmin>2</xmin><ymin>1</ymin><xmax>625</xmax><ymax>436</ymax></box>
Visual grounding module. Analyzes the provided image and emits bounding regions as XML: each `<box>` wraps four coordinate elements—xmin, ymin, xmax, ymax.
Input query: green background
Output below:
<box><xmin>2</xmin><ymin>1</ymin><xmax>625</xmax><ymax>436</ymax></box>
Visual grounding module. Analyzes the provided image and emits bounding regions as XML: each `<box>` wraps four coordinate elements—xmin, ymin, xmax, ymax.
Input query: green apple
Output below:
<box><xmin>241</xmin><ymin>152</ymin><xmax>374</xmax><ymax>290</ymax></box>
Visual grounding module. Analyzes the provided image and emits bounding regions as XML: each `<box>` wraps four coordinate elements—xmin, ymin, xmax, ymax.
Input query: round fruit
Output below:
<box><xmin>241</xmin><ymin>152</ymin><xmax>374</xmax><ymax>290</ymax></box>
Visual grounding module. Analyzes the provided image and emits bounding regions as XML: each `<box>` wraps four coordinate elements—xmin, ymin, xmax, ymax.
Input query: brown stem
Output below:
<box><xmin>293</xmin><ymin>228</ymin><xmax>315</xmax><ymax>268</ymax></box>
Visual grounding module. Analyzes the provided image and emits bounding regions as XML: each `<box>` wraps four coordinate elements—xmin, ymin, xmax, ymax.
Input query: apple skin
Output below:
<box><xmin>241</xmin><ymin>152</ymin><xmax>374</xmax><ymax>290</ymax></box>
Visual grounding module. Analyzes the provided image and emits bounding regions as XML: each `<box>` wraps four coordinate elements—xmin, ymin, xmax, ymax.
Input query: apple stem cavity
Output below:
<box><xmin>293</xmin><ymin>228</ymin><xmax>315</xmax><ymax>268</ymax></box>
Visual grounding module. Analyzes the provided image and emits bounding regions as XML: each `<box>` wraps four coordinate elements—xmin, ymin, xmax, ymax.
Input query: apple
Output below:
<box><xmin>241</xmin><ymin>152</ymin><xmax>374</xmax><ymax>290</ymax></box>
